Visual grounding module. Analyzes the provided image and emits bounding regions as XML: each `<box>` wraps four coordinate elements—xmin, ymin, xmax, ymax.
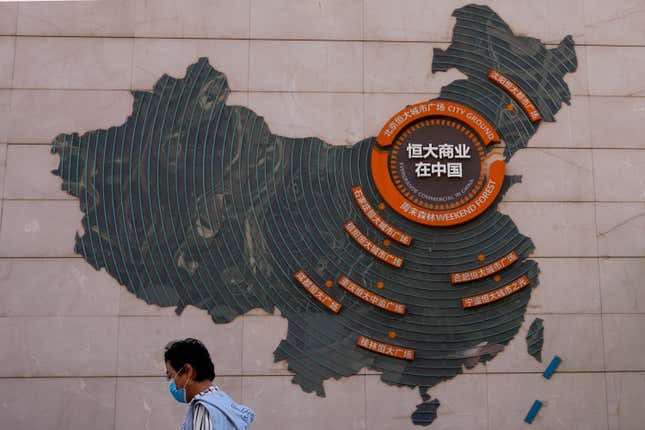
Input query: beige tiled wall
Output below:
<box><xmin>0</xmin><ymin>1</ymin><xmax>643</xmax><ymax>429</ymax></box>
<box><xmin>132</xmin><ymin>38</ymin><xmax>249</xmax><ymax>91</ymax></box>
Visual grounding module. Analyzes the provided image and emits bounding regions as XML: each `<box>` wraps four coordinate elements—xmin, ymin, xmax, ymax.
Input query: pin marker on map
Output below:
<box><xmin>524</xmin><ymin>400</ymin><xmax>543</xmax><ymax>424</ymax></box>
<box><xmin>543</xmin><ymin>355</ymin><xmax>562</xmax><ymax>379</ymax></box>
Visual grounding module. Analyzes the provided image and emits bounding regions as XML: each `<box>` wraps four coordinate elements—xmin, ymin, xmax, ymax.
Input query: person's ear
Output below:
<box><xmin>184</xmin><ymin>363</ymin><xmax>195</xmax><ymax>380</ymax></box>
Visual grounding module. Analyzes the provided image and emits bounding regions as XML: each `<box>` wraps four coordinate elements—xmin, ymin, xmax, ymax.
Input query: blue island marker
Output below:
<box><xmin>524</xmin><ymin>400</ymin><xmax>543</xmax><ymax>424</ymax></box>
<box><xmin>543</xmin><ymin>355</ymin><xmax>562</xmax><ymax>379</ymax></box>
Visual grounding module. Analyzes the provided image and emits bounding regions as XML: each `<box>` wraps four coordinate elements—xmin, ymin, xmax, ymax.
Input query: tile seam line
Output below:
<box><xmin>485</xmin><ymin>362</ymin><xmax>491</xmax><ymax>430</ymax></box>
<box><xmin>4</xmin><ymin>88</ymin><xmax>645</xmax><ymax>98</ymax></box>
<box><xmin>0</xmin><ymin>370</ymin><xmax>641</xmax><ymax>380</ymax></box>
<box><xmin>362</xmin><ymin>0</ymin><xmax>368</xmax><ymax>424</ymax></box>
<box><xmin>588</xmin><ymin>44</ymin><xmax>612</xmax><ymax>421</ymax></box>
<box><xmin>14</xmin><ymin>143</ymin><xmax>645</xmax><ymax>150</ymax></box>
<box><xmin>1</xmin><ymin>23</ymin><xmax>17</xmax><ymax>234</ymax></box>
<box><xmin>2</xmin><ymin>312</ymin><xmax>642</xmax><ymax>318</ymax></box>
<box><xmin>3</xmin><ymin>255</ymin><xmax>644</xmax><ymax>259</ymax></box>
<box><xmin>112</xmin><ymin>315</ymin><xmax>121</xmax><ymax>430</ymax></box>
<box><xmin>3</xmin><ymin>34</ymin><xmax>645</xmax><ymax>47</ymax></box>
<box><xmin>6</xmin><ymin>198</ymin><xmax>645</xmax><ymax>203</ymax></box>
<box><xmin>243</xmin><ymin>312</ymin><xmax>635</xmax><ymax>316</ymax></box>
<box><xmin>12</xmin><ymin>0</ymin><xmax>18</xmax><ymax>37</ymax></box>
<box><xmin>3</xmin><ymin>88</ymin><xmax>640</xmax><ymax>98</ymax></box>
<box><xmin>3</xmin><ymin>256</ymin><xmax>643</xmax><ymax>260</ymax></box>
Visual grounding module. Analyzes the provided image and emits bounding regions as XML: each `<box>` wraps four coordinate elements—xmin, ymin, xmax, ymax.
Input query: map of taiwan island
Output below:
<box><xmin>50</xmin><ymin>4</ymin><xmax>577</xmax><ymax>426</ymax></box>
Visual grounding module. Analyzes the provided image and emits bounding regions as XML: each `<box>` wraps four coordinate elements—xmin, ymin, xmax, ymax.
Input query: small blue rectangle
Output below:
<box><xmin>524</xmin><ymin>400</ymin><xmax>543</xmax><ymax>424</ymax></box>
<box><xmin>543</xmin><ymin>355</ymin><xmax>562</xmax><ymax>379</ymax></box>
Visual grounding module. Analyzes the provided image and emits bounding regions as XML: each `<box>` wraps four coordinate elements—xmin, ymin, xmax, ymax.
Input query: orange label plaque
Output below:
<box><xmin>461</xmin><ymin>275</ymin><xmax>531</xmax><ymax>308</ymax></box>
<box><xmin>451</xmin><ymin>251</ymin><xmax>520</xmax><ymax>284</ymax></box>
<box><xmin>338</xmin><ymin>276</ymin><xmax>406</xmax><ymax>315</ymax></box>
<box><xmin>376</xmin><ymin>100</ymin><xmax>500</xmax><ymax>147</ymax></box>
<box><xmin>344</xmin><ymin>221</ymin><xmax>403</xmax><ymax>268</ymax></box>
<box><xmin>488</xmin><ymin>70</ymin><xmax>542</xmax><ymax>122</ymax></box>
<box><xmin>294</xmin><ymin>270</ymin><xmax>342</xmax><ymax>313</ymax></box>
<box><xmin>351</xmin><ymin>187</ymin><xmax>412</xmax><ymax>246</ymax></box>
<box><xmin>356</xmin><ymin>335</ymin><xmax>415</xmax><ymax>361</ymax></box>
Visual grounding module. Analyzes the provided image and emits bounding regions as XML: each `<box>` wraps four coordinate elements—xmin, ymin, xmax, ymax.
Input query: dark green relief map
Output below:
<box><xmin>51</xmin><ymin>5</ymin><xmax>576</xmax><ymax>426</ymax></box>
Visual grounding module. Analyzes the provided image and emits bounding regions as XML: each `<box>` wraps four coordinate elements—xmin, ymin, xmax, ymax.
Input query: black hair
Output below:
<box><xmin>164</xmin><ymin>338</ymin><xmax>216</xmax><ymax>381</ymax></box>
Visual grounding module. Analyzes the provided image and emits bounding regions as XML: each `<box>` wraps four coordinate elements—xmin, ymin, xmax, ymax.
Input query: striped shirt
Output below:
<box><xmin>191</xmin><ymin>386</ymin><xmax>217</xmax><ymax>430</ymax></box>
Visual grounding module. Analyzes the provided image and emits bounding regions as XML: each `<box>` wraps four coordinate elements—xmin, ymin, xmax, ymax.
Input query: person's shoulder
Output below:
<box><xmin>198</xmin><ymin>403</ymin><xmax>233</xmax><ymax>428</ymax></box>
<box><xmin>192</xmin><ymin>391</ymin><xmax>225</xmax><ymax>419</ymax></box>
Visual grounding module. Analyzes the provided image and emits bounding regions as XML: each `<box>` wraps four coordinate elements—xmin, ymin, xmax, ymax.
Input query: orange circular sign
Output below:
<box><xmin>372</xmin><ymin>100</ymin><xmax>505</xmax><ymax>227</ymax></box>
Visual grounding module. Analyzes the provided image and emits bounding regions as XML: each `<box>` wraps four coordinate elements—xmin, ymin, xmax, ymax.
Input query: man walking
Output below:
<box><xmin>165</xmin><ymin>338</ymin><xmax>255</xmax><ymax>430</ymax></box>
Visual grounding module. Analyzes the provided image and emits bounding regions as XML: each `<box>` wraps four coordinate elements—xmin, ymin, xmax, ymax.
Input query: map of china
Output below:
<box><xmin>51</xmin><ymin>4</ymin><xmax>576</xmax><ymax>426</ymax></box>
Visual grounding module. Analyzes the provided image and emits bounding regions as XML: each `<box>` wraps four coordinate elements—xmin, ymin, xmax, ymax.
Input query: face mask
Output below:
<box><xmin>168</xmin><ymin>366</ymin><xmax>188</xmax><ymax>403</ymax></box>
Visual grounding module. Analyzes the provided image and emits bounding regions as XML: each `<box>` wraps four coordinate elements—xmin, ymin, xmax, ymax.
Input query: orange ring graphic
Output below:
<box><xmin>371</xmin><ymin>147</ymin><xmax>506</xmax><ymax>227</ymax></box>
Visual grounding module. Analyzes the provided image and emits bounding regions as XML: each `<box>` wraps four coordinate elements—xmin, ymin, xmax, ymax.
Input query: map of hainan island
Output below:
<box><xmin>50</xmin><ymin>4</ymin><xmax>576</xmax><ymax>426</ymax></box>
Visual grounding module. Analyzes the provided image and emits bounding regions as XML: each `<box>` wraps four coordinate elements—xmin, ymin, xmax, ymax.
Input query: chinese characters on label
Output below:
<box><xmin>338</xmin><ymin>276</ymin><xmax>406</xmax><ymax>315</ymax></box>
<box><xmin>461</xmin><ymin>275</ymin><xmax>531</xmax><ymax>308</ymax></box>
<box><xmin>406</xmin><ymin>143</ymin><xmax>471</xmax><ymax>178</ymax></box>
<box><xmin>377</xmin><ymin>100</ymin><xmax>499</xmax><ymax>147</ymax></box>
<box><xmin>344</xmin><ymin>221</ymin><xmax>404</xmax><ymax>268</ymax></box>
<box><xmin>383</xmin><ymin>102</ymin><xmax>445</xmax><ymax>138</ymax></box>
<box><xmin>451</xmin><ymin>251</ymin><xmax>520</xmax><ymax>284</ymax></box>
<box><xmin>356</xmin><ymin>335</ymin><xmax>415</xmax><ymax>361</ymax></box>
<box><xmin>294</xmin><ymin>270</ymin><xmax>342</xmax><ymax>313</ymax></box>
<box><xmin>488</xmin><ymin>70</ymin><xmax>542</xmax><ymax>122</ymax></box>
<box><xmin>351</xmin><ymin>187</ymin><xmax>412</xmax><ymax>246</ymax></box>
